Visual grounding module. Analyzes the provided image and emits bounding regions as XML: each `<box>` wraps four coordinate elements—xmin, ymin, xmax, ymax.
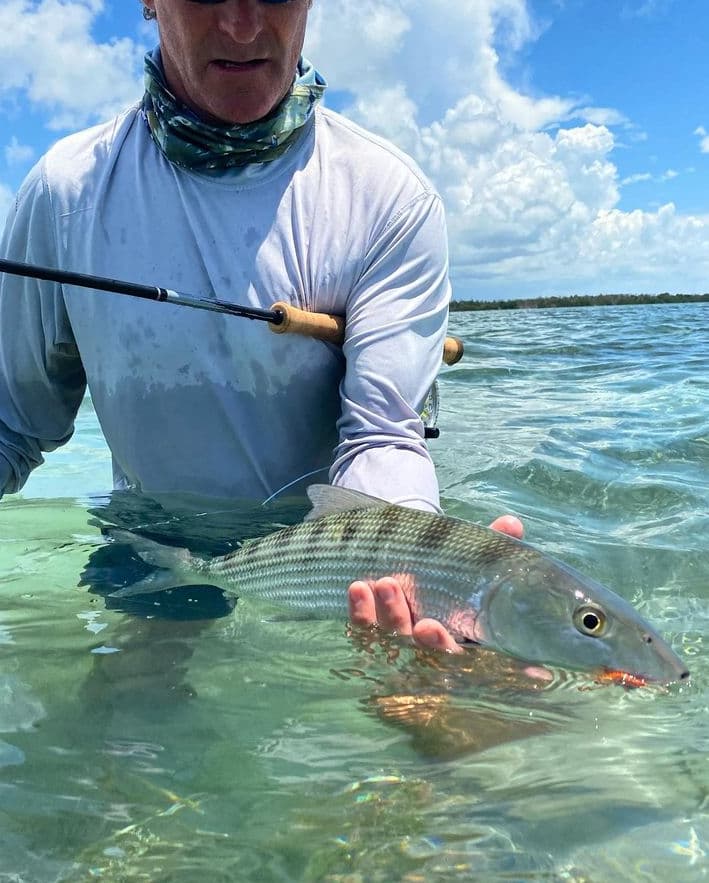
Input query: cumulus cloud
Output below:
<box><xmin>578</xmin><ymin>203</ymin><xmax>709</xmax><ymax>291</ymax></box>
<box><xmin>308</xmin><ymin>0</ymin><xmax>568</xmax><ymax>132</ymax></box>
<box><xmin>0</xmin><ymin>0</ymin><xmax>145</xmax><ymax>129</ymax></box>
<box><xmin>307</xmin><ymin>0</ymin><xmax>709</xmax><ymax>296</ymax></box>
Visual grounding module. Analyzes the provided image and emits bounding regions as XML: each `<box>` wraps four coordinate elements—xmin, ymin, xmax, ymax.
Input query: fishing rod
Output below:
<box><xmin>0</xmin><ymin>258</ymin><xmax>464</xmax><ymax>366</ymax></box>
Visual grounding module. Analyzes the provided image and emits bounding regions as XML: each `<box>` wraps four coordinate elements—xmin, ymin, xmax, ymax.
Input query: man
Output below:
<box><xmin>0</xmin><ymin>0</ymin><xmax>521</xmax><ymax>648</ymax></box>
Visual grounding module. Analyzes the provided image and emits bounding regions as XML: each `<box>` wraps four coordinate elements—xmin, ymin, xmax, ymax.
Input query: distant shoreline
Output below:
<box><xmin>450</xmin><ymin>292</ymin><xmax>709</xmax><ymax>312</ymax></box>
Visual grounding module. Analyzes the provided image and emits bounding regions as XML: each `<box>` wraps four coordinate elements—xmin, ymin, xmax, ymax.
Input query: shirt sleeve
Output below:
<box><xmin>330</xmin><ymin>191</ymin><xmax>451</xmax><ymax>512</ymax></box>
<box><xmin>0</xmin><ymin>163</ymin><xmax>87</xmax><ymax>497</ymax></box>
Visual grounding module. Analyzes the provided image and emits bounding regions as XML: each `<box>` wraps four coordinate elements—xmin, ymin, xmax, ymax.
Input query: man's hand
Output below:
<box><xmin>346</xmin><ymin>514</ymin><xmax>524</xmax><ymax>653</ymax></box>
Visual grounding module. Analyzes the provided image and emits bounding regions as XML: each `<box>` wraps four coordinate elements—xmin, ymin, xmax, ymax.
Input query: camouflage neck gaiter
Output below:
<box><xmin>141</xmin><ymin>48</ymin><xmax>326</xmax><ymax>172</ymax></box>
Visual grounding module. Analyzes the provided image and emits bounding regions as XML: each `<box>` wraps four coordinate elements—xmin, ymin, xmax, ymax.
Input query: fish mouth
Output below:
<box><xmin>595</xmin><ymin>667</ymin><xmax>690</xmax><ymax>689</ymax></box>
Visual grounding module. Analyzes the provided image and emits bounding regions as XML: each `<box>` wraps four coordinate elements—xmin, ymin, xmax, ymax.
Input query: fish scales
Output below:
<box><xmin>215</xmin><ymin>513</ymin><xmax>511</xmax><ymax>604</ymax></box>
<box><xmin>198</xmin><ymin>505</ymin><xmax>541</xmax><ymax>628</ymax></box>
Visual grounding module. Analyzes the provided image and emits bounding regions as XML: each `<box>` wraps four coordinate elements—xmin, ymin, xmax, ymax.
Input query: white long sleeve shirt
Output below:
<box><xmin>0</xmin><ymin>104</ymin><xmax>451</xmax><ymax>509</ymax></box>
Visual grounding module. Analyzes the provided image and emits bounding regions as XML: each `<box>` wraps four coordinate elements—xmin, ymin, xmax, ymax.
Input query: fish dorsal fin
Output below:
<box><xmin>304</xmin><ymin>484</ymin><xmax>390</xmax><ymax>522</ymax></box>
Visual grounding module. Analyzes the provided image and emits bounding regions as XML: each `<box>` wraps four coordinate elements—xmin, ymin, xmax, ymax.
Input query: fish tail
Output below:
<box><xmin>105</xmin><ymin>529</ymin><xmax>196</xmax><ymax>598</ymax></box>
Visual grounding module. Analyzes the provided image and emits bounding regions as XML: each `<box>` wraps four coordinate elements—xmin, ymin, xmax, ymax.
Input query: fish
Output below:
<box><xmin>108</xmin><ymin>484</ymin><xmax>689</xmax><ymax>685</ymax></box>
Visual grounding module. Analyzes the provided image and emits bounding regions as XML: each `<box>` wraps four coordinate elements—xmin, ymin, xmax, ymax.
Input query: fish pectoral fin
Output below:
<box><xmin>304</xmin><ymin>484</ymin><xmax>390</xmax><ymax>521</ymax></box>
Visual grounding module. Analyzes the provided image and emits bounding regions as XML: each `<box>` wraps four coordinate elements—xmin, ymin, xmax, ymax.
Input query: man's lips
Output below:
<box><xmin>211</xmin><ymin>59</ymin><xmax>268</xmax><ymax>71</ymax></box>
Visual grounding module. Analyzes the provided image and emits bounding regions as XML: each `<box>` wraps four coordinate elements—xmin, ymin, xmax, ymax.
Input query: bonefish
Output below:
<box><xmin>109</xmin><ymin>484</ymin><xmax>689</xmax><ymax>685</ymax></box>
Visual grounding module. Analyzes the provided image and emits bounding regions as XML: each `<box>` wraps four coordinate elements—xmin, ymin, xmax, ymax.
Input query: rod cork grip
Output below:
<box><xmin>270</xmin><ymin>301</ymin><xmax>464</xmax><ymax>365</ymax></box>
<box><xmin>269</xmin><ymin>301</ymin><xmax>345</xmax><ymax>345</ymax></box>
<box><xmin>442</xmin><ymin>335</ymin><xmax>464</xmax><ymax>366</ymax></box>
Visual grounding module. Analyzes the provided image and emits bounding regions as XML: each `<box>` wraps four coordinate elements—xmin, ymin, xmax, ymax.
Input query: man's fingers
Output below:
<box><xmin>489</xmin><ymin>514</ymin><xmax>524</xmax><ymax>539</ymax></box>
<box><xmin>371</xmin><ymin>577</ymin><xmax>413</xmax><ymax>636</ymax></box>
<box><xmin>348</xmin><ymin>581</ymin><xmax>377</xmax><ymax>627</ymax></box>
<box><xmin>347</xmin><ymin>581</ymin><xmax>463</xmax><ymax>654</ymax></box>
<box><xmin>412</xmin><ymin>619</ymin><xmax>463</xmax><ymax>654</ymax></box>
<box><xmin>347</xmin><ymin>577</ymin><xmax>414</xmax><ymax>635</ymax></box>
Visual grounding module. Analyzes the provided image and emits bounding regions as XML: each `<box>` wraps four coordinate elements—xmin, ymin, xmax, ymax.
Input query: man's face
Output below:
<box><xmin>145</xmin><ymin>0</ymin><xmax>311</xmax><ymax>125</ymax></box>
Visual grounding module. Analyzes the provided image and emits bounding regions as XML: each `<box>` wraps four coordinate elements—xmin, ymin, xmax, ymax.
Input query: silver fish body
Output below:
<box><xmin>113</xmin><ymin>484</ymin><xmax>689</xmax><ymax>684</ymax></box>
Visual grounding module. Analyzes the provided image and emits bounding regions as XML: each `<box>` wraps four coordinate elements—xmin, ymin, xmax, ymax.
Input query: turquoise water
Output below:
<box><xmin>1</xmin><ymin>303</ymin><xmax>708</xmax><ymax>880</ymax></box>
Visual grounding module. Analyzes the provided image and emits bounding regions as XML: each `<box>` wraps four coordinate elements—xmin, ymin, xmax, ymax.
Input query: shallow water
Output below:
<box><xmin>1</xmin><ymin>302</ymin><xmax>708</xmax><ymax>881</ymax></box>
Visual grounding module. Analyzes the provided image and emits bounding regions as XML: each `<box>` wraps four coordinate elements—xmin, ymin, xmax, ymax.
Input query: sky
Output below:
<box><xmin>0</xmin><ymin>0</ymin><xmax>708</xmax><ymax>301</ymax></box>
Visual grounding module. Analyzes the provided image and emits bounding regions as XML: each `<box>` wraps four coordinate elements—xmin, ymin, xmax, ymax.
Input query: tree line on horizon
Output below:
<box><xmin>450</xmin><ymin>291</ymin><xmax>709</xmax><ymax>311</ymax></box>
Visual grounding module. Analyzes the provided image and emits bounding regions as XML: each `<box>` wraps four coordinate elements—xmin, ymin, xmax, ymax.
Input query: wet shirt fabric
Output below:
<box><xmin>0</xmin><ymin>104</ymin><xmax>450</xmax><ymax>510</ymax></box>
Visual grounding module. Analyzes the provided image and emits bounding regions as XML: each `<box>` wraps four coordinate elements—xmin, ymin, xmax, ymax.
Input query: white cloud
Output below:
<box><xmin>0</xmin><ymin>0</ymin><xmax>145</xmax><ymax>130</ymax></box>
<box><xmin>621</xmin><ymin>168</ymin><xmax>679</xmax><ymax>186</ymax></box>
<box><xmin>4</xmin><ymin>137</ymin><xmax>34</xmax><ymax>166</ymax></box>
<box><xmin>576</xmin><ymin>106</ymin><xmax>629</xmax><ymax>127</ymax></box>
<box><xmin>695</xmin><ymin>126</ymin><xmax>709</xmax><ymax>154</ymax></box>
<box><xmin>622</xmin><ymin>0</ymin><xmax>675</xmax><ymax>18</ymax></box>
<box><xmin>308</xmin><ymin>0</ymin><xmax>571</xmax><ymax>131</ymax></box>
<box><xmin>306</xmin><ymin>0</ymin><xmax>709</xmax><ymax>296</ymax></box>
<box><xmin>578</xmin><ymin>203</ymin><xmax>709</xmax><ymax>290</ymax></box>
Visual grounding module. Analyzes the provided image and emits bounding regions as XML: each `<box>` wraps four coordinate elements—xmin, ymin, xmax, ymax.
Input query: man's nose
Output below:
<box><xmin>216</xmin><ymin>0</ymin><xmax>264</xmax><ymax>44</ymax></box>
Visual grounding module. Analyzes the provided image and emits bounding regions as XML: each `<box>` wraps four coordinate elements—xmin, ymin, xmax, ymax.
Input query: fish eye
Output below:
<box><xmin>573</xmin><ymin>605</ymin><xmax>607</xmax><ymax>637</ymax></box>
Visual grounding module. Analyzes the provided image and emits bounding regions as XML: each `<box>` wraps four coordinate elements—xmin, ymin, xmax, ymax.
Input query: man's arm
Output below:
<box><xmin>0</xmin><ymin>163</ymin><xmax>87</xmax><ymax>497</ymax></box>
<box><xmin>330</xmin><ymin>191</ymin><xmax>451</xmax><ymax>512</ymax></box>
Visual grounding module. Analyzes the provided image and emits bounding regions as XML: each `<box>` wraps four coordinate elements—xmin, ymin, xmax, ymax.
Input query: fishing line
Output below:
<box><xmin>261</xmin><ymin>466</ymin><xmax>330</xmax><ymax>507</ymax></box>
